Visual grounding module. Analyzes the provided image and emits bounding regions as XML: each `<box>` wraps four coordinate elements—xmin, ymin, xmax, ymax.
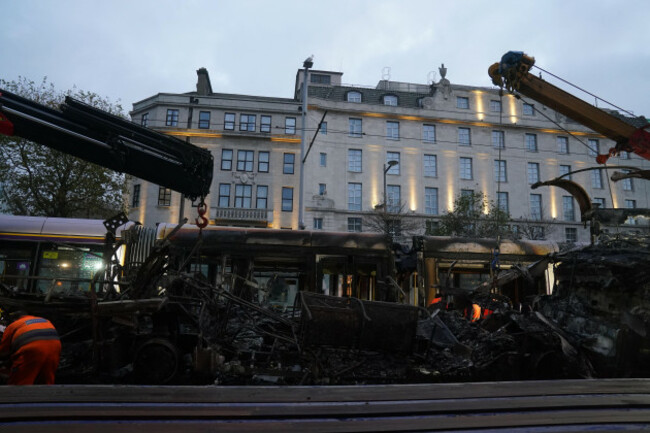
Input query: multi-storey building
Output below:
<box><xmin>128</xmin><ymin>66</ymin><xmax>649</xmax><ymax>244</ymax></box>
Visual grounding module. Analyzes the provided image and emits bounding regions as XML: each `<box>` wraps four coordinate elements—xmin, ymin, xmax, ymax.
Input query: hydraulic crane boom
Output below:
<box><xmin>0</xmin><ymin>88</ymin><xmax>213</xmax><ymax>200</ymax></box>
<box><xmin>488</xmin><ymin>51</ymin><xmax>650</xmax><ymax>164</ymax></box>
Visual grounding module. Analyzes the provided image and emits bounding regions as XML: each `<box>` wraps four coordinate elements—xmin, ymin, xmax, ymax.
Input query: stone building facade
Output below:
<box><xmin>128</xmin><ymin>66</ymin><xmax>649</xmax><ymax>244</ymax></box>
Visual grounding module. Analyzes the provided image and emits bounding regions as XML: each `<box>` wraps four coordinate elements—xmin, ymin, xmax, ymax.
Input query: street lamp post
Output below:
<box><xmin>298</xmin><ymin>56</ymin><xmax>313</xmax><ymax>230</ymax></box>
<box><xmin>383</xmin><ymin>160</ymin><xmax>398</xmax><ymax>212</ymax></box>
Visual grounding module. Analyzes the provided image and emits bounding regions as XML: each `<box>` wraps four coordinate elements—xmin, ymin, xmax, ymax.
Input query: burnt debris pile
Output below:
<box><xmin>2</xmin><ymin>232</ymin><xmax>650</xmax><ymax>385</ymax></box>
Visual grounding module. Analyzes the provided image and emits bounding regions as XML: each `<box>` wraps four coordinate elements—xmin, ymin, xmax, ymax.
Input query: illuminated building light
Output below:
<box><xmin>508</xmin><ymin>95</ymin><xmax>518</xmax><ymax>123</ymax></box>
<box><xmin>550</xmin><ymin>193</ymin><xmax>557</xmax><ymax>219</ymax></box>
<box><xmin>474</xmin><ymin>91</ymin><xmax>485</xmax><ymax>121</ymax></box>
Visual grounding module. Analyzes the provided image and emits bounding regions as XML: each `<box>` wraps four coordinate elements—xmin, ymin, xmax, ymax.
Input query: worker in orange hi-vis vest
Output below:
<box><xmin>0</xmin><ymin>311</ymin><xmax>61</xmax><ymax>385</ymax></box>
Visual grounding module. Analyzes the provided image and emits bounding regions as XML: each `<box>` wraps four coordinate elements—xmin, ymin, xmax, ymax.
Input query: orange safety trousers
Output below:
<box><xmin>9</xmin><ymin>339</ymin><xmax>61</xmax><ymax>385</ymax></box>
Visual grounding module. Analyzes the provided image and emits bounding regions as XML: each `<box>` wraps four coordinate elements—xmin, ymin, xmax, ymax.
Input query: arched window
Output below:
<box><xmin>383</xmin><ymin>95</ymin><xmax>398</xmax><ymax>106</ymax></box>
<box><xmin>346</xmin><ymin>91</ymin><xmax>362</xmax><ymax>103</ymax></box>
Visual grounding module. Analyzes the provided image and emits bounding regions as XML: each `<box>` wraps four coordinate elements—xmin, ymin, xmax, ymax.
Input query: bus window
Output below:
<box><xmin>36</xmin><ymin>246</ymin><xmax>104</xmax><ymax>293</ymax></box>
<box><xmin>0</xmin><ymin>244</ymin><xmax>34</xmax><ymax>290</ymax></box>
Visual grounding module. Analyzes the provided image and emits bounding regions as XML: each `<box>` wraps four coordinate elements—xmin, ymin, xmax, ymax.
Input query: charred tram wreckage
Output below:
<box><xmin>1</xmin><ymin>217</ymin><xmax>649</xmax><ymax>385</ymax></box>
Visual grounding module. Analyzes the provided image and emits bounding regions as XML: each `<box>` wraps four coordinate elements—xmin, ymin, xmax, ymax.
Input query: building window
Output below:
<box><xmin>461</xmin><ymin>189</ymin><xmax>475</xmax><ymax>211</ymax></box>
<box><xmin>313</xmin><ymin>218</ymin><xmax>323</xmax><ymax>229</ymax></box>
<box><xmin>237</xmin><ymin>150</ymin><xmax>254</xmax><ymax>172</ymax></box>
<box><xmin>588</xmin><ymin>139</ymin><xmax>599</xmax><ymax>157</ymax></box>
<box><xmin>383</xmin><ymin>95</ymin><xmax>398</xmax><ymax>106</ymax></box>
<box><xmin>557</xmin><ymin>136</ymin><xmax>569</xmax><ymax>154</ymax></box>
<box><xmin>157</xmin><ymin>187</ymin><xmax>172</xmax><ymax>206</ymax></box>
<box><xmin>256</xmin><ymin>185</ymin><xmax>268</xmax><ymax>209</ymax></box>
<box><xmin>285</xmin><ymin>117</ymin><xmax>296</xmax><ymax>134</ymax></box>
<box><xmin>348</xmin><ymin>217</ymin><xmax>362</xmax><ymax>232</ymax></box>
<box><xmin>424</xmin><ymin>154</ymin><xmax>437</xmax><ymax>177</ymax></box>
<box><xmin>457</xmin><ymin>96</ymin><xmax>469</xmax><ymax>109</ymax></box>
<box><xmin>320</xmin><ymin>152</ymin><xmax>327</xmax><ymax>167</ymax></box>
<box><xmin>283</xmin><ymin>153</ymin><xmax>295</xmax><ymax>174</ymax></box>
<box><xmin>319</xmin><ymin>183</ymin><xmax>326</xmax><ymax>195</ymax></box>
<box><xmin>490</xmin><ymin>100</ymin><xmax>502</xmax><ymax>112</ymax></box>
<box><xmin>492</xmin><ymin>130</ymin><xmax>505</xmax><ymax>149</ymax></box>
<box><xmin>240</xmin><ymin>114</ymin><xmax>256</xmax><ymax>131</ymax></box>
<box><xmin>311</xmin><ymin>74</ymin><xmax>331</xmax><ymax>85</ymax></box>
<box><xmin>386</xmin><ymin>121</ymin><xmax>399</xmax><ymax>140</ymax></box>
<box><xmin>387</xmin><ymin>220</ymin><xmax>402</xmax><ymax>238</ymax></box>
<box><xmin>426</xmin><ymin>220</ymin><xmax>440</xmax><ymax>235</ymax></box>
<box><xmin>494</xmin><ymin>160</ymin><xmax>507</xmax><ymax>182</ymax></box>
<box><xmin>527</xmin><ymin>162</ymin><xmax>540</xmax><ymax>184</ymax></box>
<box><xmin>260</xmin><ymin>115</ymin><xmax>271</xmax><ymax>133</ymax></box>
<box><xmin>349</xmin><ymin>118</ymin><xmax>362</xmax><ymax>137</ymax></box>
<box><xmin>530</xmin><ymin>194</ymin><xmax>543</xmax><ymax>220</ymax></box>
<box><xmin>224</xmin><ymin>113</ymin><xmax>235</xmax><ymax>130</ymax></box>
<box><xmin>458</xmin><ymin>127</ymin><xmax>471</xmax><ymax>145</ymax></box>
<box><xmin>559</xmin><ymin>164</ymin><xmax>571</xmax><ymax>179</ymax></box>
<box><xmin>258</xmin><ymin>151</ymin><xmax>269</xmax><ymax>172</ymax></box>
<box><xmin>387</xmin><ymin>185</ymin><xmax>401</xmax><ymax>213</ymax></box>
<box><xmin>235</xmin><ymin>184</ymin><xmax>253</xmax><ymax>208</ymax></box>
<box><xmin>131</xmin><ymin>184</ymin><xmax>140</xmax><ymax>207</ymax></box>
<box><xmin>348</xmin><ymin>149</ymin><xmax>362</xmax><ymax>172</ymax></box>
<box><xmin>497</xmin><ymin>191</ymin><xmax>509</xmax><ymax>213</ymax></box>
<box><xmin>562</xmin><ymin>196</ymin><xmax>575</xmax><ymax>221</ymax></box>
<box><xmin>525</xmin><ymin>133</ymin><xmax>538</xmax><ymax>152</ymax></box>
<box><xmin>347</xmin><ymin>91</ymin><xmax>362</xmax><ymax>103</ymax></box>
<box><xmin>165</xmin><ymin>109</ymin><xmax>179</xmax><ymax>126</ymax></box>
<box><xmin>565</xmin><ymin>227</ymin><xmax>577</xmax><ymax>243</ymax></box>
<box><xmin>221</xmin><ymin>149</ymin><xmax>233</xmax><ymax>170</ymax></box>
<box><xmin>591</xmin><ymin>170</ymin><xmax>603</xmax><ymax>189</ymax></box>
<box><xmin>460</xmin><ymin>157</ymin><xmax>473</xmax><ymax>180</ymax></box>
<box><xmin>348</xmin><ymin>183</ymin><xmax>362</xmax><ymax>211</ymax></box>
<box><xmin>218</xmin><ymin>184</ymin><xmax>231</xmax><ymax>207</ymax></box>
<box><xmin>623</xmin><ymin>171</ymin><xmax>634</xmax><ymax>191</ymax></box>
<box><xmin>141</xmin><ymin>113</ymin><xmax>149</xmax><ymax>127</ymax></box>
<box><xmin>523</xmin><ymin>103</ymin><xmax>535</xmax><ymax>116</ymax></box>
<box><xmin>386</xmin><ymin>152</ymin><xmax>400</xmax><ymax>175</ymax></box>
<box><xmin>425</xmin><ymin>187</ymin><xmax>438</xmax><ymax>215</ymax></box>
<box><xmin>320</xmin><ymin>121</ymin><xmax>327</xmax><ymax>134</ymax></box>
<box><xmin>198</xmin><ymin>111</ymin><xmax>210</xmax><ymax>129</ymax></box>
<box><xmin>423</xmin><ymin>124</ymin><xmax>436</xmax><ymax>143</ymax></box>
<box><xmin>593</xmin><ymin>197</ymin><xmax>606</xmax><ymax>208</ymax></box>
<box><xmin>281</xmin><ymin>187</ymin><xmax>293</xmax><ymax>211</ymax></box>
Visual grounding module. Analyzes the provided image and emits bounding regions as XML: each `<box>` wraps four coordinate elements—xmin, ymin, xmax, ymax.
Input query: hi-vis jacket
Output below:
<box><xmin>0</xmin><ymin>315</ymin><xmax>60</xmax><ymax>357</ymax></box>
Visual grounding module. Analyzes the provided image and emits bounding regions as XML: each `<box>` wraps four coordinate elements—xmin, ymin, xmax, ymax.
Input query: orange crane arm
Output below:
<box><xmin>488</xmin><ymin>51</ymin><xmax>650</xmax><ymax>163</ymax></box>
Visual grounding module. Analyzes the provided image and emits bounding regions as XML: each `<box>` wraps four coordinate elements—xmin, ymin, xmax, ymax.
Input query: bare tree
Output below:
<box><xmin>363</xmin><ymin>202</ymin><xmax>421</xmax><ymax>243</ymax></box>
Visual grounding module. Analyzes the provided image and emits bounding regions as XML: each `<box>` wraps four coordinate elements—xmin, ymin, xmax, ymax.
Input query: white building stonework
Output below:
<box><xmin>128</xmin><ymin>66</ymin><xmax>649</xmax><ymax>244</ymax></box>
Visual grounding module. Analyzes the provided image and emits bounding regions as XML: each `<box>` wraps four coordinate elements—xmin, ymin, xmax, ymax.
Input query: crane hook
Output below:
<box><xmin>195</xmin><ymin>200</ymin><xmax>208</xmax><ymax>229</ymax></box>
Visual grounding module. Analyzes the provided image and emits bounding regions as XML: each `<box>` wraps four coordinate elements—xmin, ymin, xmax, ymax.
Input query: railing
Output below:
<box><xmin>211</xmin><ymin>207</ymin><xmax>269</xmax><ymax>222</ymax></box>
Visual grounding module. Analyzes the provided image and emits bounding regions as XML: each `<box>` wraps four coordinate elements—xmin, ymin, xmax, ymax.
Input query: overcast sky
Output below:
<box><xmin>2</xmin><ymin>0</ymin><xmax>649</xmax><ymax>117</ymax></box>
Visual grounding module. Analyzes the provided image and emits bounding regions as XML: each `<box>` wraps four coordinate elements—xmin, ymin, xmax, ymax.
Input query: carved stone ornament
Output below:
<box><xmin>233</xmin><ymin>172</ymin><xmax>256</xmax><ymax>184</ymax></box>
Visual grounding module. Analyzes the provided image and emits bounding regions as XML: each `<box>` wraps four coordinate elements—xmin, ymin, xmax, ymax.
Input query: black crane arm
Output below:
<box><xmin>0</xmin><ymin>88</ymin><xmax>213</xmax><ymax>201</ymax></box>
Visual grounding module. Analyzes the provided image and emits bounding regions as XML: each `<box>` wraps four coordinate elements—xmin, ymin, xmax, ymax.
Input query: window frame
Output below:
<box><xmin>218</xmin><ymin>183</ymin><xmax>231</xmax><ymax>207</ymax></box>
<box><xmin>423</xmin><ymin>124</ymin><xmax>436</xmax><ymax>143</ymax></box>
<box><xmin>224</xmin><ymin>112</ymin><xmax>235</xmax><ymax>130</ymax></box>
<box><xmin>165</xmin><ymin>109</ymin><xmax>179</xmax><ymax>127</ymax></box>
<box><xmin>386</xmin><ymin>152</ymin><xmax>400</xmax><ymax>175</ymax></box>
<box><xmin>285</xmin><ymin>117</ymin><xmax>296</xmax><ymax>135</ymax></box>
<box><xmin>557</xmin><ymin>136</ymin><xmax>569</xmax><ymax>154</ymax></box>
<box><xmin>221</xmin><ymin>149</ymin><xmax>233</xmax><ymax>171</ymax></box>
<box><xmin>459</xmin><ymin>157</ymin><xmax>473</xmax><ymax>180</ymax></box>
<box><xmin>525</xmin><ymin>133</ymin><xmax>538</xmax><ymax>152</ymax></box>
<box><xmin>494</xmin><ymin>159</ymin><xmax>507</xmax><ymax>182</ymax></box>
<box><xmin>424</xmin><ymin>154</ymin><xmax>437</xmax><ymax>177</ymax></box>
<box><xmin>492</xmin><ymin>130</ymin><xmax>505</xmax><ymax>149</ymax></box>
<box><xmin>234</xmin><ymin>184</ymin><xmax>253</xmax><ymax>208</ymax></box>
<box><xmin>347</xmin><ymin>182</ymin><xmax>362</xmax><ymax>211</ymax></box>
<box><xmin>256</xmin><ymin>185</ymin><xmax>268</xmax><ymax>209</ymax></box>
<box><xmin>239</xmin><ymin>114</ymin><xmax>256</xmax><ymax>132</ymax></box>
<box><xmin>523</xmin><ymin>103</ymin><xmax>535</xmax><ymax>116</ymax></box>
<box><xmin>456</xmin><ymin>96</ymin><xmax>469</xmax><ymax>109</ymax></box>
<box><xmin>527</xmin><ymin>162</ymin><xmax>540</xmax><ymax>184</ymax></box>
<box><xmin>347</xmin><ymin>91</ymin><xmax>362</xmax><ymax>103</ymax></box>
<box><xmin>281</xmin><ymin>187</ymin><xmax>293</xmax><ymax>212</ymax></box>
<box><xmin>386</xmin><ymin>185</ymin><xmax>401</xmax><ymax>213</ymax></box>
<box><xmin>383</xmin><ymin>95</ymin><xmax>398</xmax><ymax>106</ymax></box>
<box><xmin>157</xmin><ymin>186</ymin><xmax>172</xmax><ymax>206</ymax></box>
<box><xmin>198</xmin><ymin>111</ymin><xmax>210</xmax><ymax>129</ymax></box>
<box><xmin>258</xmin><ymin>151</ymin><xmax>269</xmax><ymax>173</ymax></box>
<box><xmin>347</xmin><ymin>217</ymin><xmax>362</xmax><ymax>232</ymax></box>
<box><xmin>349</xmin><ymin>118</ymin><xmax>362</xmax><ymax>137</ymax></box>
<box><xmin>425</xmin><ymin>187</ymin><xmax>438</xmax><ymax>215</ymax></box>
<box><xmin>458</xmin><ymin>127</ymin><xmax>471</xmax><ymax>145</ymax></box>
<box><xmin>348</xmin><ymin>149</ymin><xmax>362</xmax><ymax>172</ymax></box>
<box><xmin>131</xmin><ymin>184</ymin><xmax>141</xmax><ymax>207</ymax></box>
<box><xmin>236</xmin><ymin>150</ymin><xmax>254</xmax><ymax>172</ymax></box>
<box><xmin>283</xmin><ymin>153</ymin><xmax>295</xmax><ymax>174</ymax></box>
<box><xmin>260</xmin><ymin>115</ymin><xmax>272</xmax><ymax>133</ymax></box>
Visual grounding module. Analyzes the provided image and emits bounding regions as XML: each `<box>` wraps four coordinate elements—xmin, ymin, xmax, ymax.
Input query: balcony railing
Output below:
<box><xmin>211</xmin><ymin>207</ymin><xmax>270</xmax><ymax>223</ymax></box>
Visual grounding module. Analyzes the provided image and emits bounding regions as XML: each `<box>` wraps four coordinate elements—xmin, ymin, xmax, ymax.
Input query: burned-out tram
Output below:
<box><xmin>0</xmin><ymin>214</ymin><xmax>560</xmax><ymax>308</ymax></box>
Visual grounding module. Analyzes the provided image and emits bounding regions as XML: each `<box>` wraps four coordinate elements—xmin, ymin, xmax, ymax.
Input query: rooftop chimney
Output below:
<box><xmin>196</xmin><ymin>68</ymin><xmax>213</xmax><ymax>96</ymax></box>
